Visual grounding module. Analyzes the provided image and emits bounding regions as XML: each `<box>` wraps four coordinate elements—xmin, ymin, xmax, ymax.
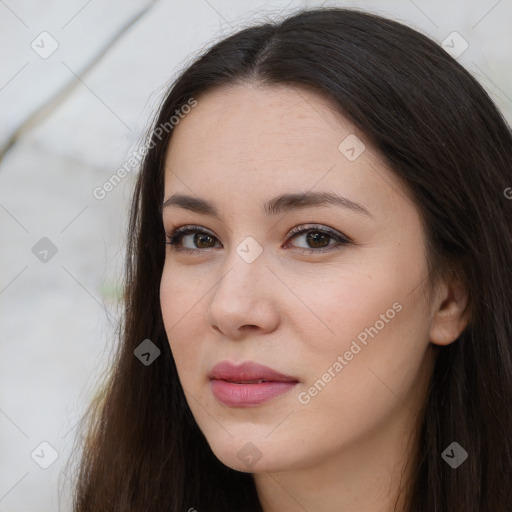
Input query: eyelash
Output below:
<box><xmin>164</xmin><ymin>224</ymin><xmax>351</xmax><ymax>255</ymax></box>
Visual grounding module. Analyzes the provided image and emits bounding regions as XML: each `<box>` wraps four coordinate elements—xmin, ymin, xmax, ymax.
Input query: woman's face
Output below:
<box><xmin>160</xmin><ymin>83</ymin><xmax>438</xmax><ymax>474</ymax></box>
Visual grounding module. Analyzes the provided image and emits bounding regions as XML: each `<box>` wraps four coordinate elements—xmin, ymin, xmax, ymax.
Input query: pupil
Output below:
<box><xmin>195</xmin><ymin>233</ymin><xmax>214</xmax><ymax>248</ymax></box>
<box><xmin>307</xmin><ymin>232</ymin><xmax>329</xmax><ymax>248</ymax></box>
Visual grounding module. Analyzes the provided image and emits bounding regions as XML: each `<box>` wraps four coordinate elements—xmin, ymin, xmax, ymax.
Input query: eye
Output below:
<box><xmin>165</xmin><ymin>225</ymin><xmax>220</xmax><ymax>254</ymax></box>
<box><xmin>284</xmin><ymin>224</ymin><xmax>351</xmax><ymax>252</ymax></box>
<box><xmin>165</xmin><ymin>224</ymin><xmax>351</xmax><ymax>254</ymax></box>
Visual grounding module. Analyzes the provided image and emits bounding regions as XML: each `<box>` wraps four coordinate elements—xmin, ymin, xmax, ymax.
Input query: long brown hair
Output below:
<box><xmin>67</xmin><ymin>7</ymin><xmax>512</xmax><ymax>511</ymax></box>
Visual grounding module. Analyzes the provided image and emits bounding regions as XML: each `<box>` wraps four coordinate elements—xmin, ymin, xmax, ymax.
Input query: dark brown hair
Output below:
<box><xmin>67</xmin><ymin>7</ymin><xmax>512</xmax><ymax>511</ymax></box>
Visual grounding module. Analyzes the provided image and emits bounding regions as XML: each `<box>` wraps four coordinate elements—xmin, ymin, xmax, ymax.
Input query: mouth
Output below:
<box><xmin>227</xmin><ymin>379</ymin><xmax>273</xmax><ymax>384</ymax></box>
<box><xmin>208</xmin><ymin>361</ymin><xmax>299</xmax><ymax>407</ymax></box>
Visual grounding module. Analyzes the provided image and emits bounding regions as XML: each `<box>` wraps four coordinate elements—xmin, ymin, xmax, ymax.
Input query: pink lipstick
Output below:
<box><xmin>209</xmin><ymin>361</ymin><xmax>299</xmax><ymax>407</ymax></box>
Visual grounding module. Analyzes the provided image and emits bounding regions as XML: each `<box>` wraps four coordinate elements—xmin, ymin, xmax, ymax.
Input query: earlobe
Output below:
<box><xmin>429</xmin><ymin>278</ymin><xmax>470</xmax><ymax>346</ymax></box>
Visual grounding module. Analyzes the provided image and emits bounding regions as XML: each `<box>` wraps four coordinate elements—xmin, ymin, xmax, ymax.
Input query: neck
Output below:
<box><xmin>254</xmin><ymin>407</ymin><xmax>419</xmax><ymax>512</ymax></box>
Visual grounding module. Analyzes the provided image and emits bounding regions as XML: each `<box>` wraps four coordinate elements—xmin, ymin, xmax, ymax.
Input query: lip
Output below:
<box><xmin>208</xmin><ymin>361</ymin><xmax>299</xmax><ymax>407</ymax></box>
<box><xmin>209</xmin><ymin>361</ymin><xmax>298</xmax><ymax>383</ymax></box>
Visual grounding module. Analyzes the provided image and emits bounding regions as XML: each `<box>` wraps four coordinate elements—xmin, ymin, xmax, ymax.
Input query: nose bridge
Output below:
<box><xmin>206</xmin><ymin>235</ymin><xmax>278</xmax><ymax>332</ymax></box>
<box><xmin>216</xmin><ymin>235</ymin><xmax>267</xmax><ymax>298</ymax></box>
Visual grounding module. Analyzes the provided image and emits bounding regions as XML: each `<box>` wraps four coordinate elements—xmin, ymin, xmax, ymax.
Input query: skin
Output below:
<box><xmin>159</xmin><ymin>83</ymin><xmax>469</xmax><ymax>512</ymax></box>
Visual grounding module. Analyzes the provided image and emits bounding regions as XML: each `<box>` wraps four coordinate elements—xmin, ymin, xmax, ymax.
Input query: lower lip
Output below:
<box><xmin>210</xmin><ymin>379</ymin><xmax>298</xmax><ymax>407</ymax></box>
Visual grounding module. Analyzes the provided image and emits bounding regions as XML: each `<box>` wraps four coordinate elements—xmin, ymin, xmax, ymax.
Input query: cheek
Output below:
<box><xmin>159</xmin><ymin>267</ymin><xmax>204</xmax><ymax>374</ymax></box>
<box><xmin>290</xmin><ymin>252</ymin><xmax>431</xmax><ymax>387</ymax></box>
<box><xmin>297</xmin><ymin>269</ymin><xmax>431</xmax><ymax>422</ymax></box>
<box><xmin>285</xmin><ymin>261</ymin><xmax>406</xmax><ymax>351</ymax></box>
<box><xmin>159</xmin><ymin>269</ymin><xmax>179</xmax><ymax>339</ymax></box>
<box><xmin>321</xmin><ymin>246</ymin><xmax>428</xmax><ymax>347</ymax></box>
<box><xmin>159</xmin><ymin>262</ymin><xmax>206</xmax><ymax>329</ymax></box>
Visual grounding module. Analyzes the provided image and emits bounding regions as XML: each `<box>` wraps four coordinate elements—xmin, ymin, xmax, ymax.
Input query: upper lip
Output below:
<box><xmin>208</xmin><ymin>361</ymin><xmax>299</xmax><ymax>383</ymax></box>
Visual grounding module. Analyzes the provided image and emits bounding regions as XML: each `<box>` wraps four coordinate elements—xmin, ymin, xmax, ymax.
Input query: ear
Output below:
<box><xmin>429</xmin><ymin>273</ymin><xmax>470</xmax><ymax>346</ymax></box>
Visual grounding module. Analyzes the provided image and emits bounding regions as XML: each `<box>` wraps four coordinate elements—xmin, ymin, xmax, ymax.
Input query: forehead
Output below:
<box><xmin>162</xmin><ymin>84</ymin><xmax>414</xmax><ymax>225</ymax></box>
<box><xmin>166</xmin><ymin>83</ymin><xmax>357</xmax><ymax>166</ymax></box>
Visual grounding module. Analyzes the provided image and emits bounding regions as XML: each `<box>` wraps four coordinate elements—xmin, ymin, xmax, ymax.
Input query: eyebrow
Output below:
<box><xmin>161</xmin><ymin>191</ymin><xmax>373</xmax><ymax>218</ymax></box>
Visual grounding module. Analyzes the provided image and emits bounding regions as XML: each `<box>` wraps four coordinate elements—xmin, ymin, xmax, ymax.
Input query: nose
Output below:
<box><xmin>206</xmin><ymin>248</ymin><xmax>280</xmax><ymax>339</ymax></box>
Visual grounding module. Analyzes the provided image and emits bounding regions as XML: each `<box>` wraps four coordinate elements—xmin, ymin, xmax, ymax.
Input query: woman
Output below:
<box><xmin>69</xmin><ymin>6</ymin><xmax>512</xmax><ymax>511</ymax></box>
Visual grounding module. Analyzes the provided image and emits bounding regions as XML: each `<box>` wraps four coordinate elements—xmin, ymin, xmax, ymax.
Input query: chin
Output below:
<box><xmin>206</xmin><ymin>435</ymin><xmax>301</xmax><ymax>474</ymax></box>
